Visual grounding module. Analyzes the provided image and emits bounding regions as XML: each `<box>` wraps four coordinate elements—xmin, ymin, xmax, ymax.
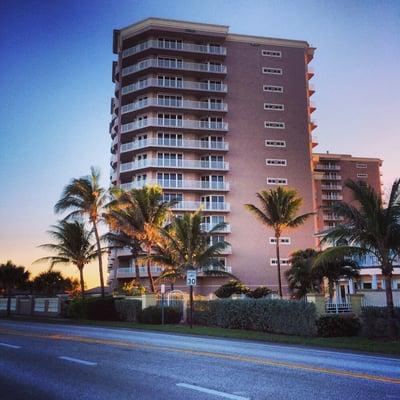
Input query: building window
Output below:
<box><xmin>270</xmin><ymin>258</ymin><xmax>290</xmax><ymax>266</ymax></box>
<box><xmin>357</xmin><ymin>173</ymin><xmax>368</xmax><ymax>178</ymax></box>
<box><xmin>265</xmin><ymin>121</ymin><xmax>285</xmax><ymax>129</ymax></box>
<box><xmin>267</xmin><ymin>178</ymin><xmax>288</xmax><ymax>185</ymax></box>
<box><xmin>265</xmin><ymin>140</ymin><xmax>286</xmax><ymax>148</ymax></box>
<box><xmin>269</xmin><ymin>237</ymin><xmax>291</xmax><ymax>245</ymax></box>
<box><xmin>362</xmin><ymin>282</ymin><xmax>372</xmax><ymax>290</ymax></box>
<box><xmin>262</xmin><ymin>49</ymin><xmax>282</xmax><ymax>58</ymax></box>
<box><xmin>263</xmin><ymin>85</ymin><xmax>283</xmax><ymax>93</ymax></box>
<box><xmin>356</xmin><ymin>163</ymin><xmax>367</xmax><ymax>169</ymax></box>
<box><xmin>262</xmin><ymin>67</ymin><xmax>283</xmax><ymax>75</ymax></box>
<box><xmin>266</xmin><ymin>159</ymin><xmax>287</xmax><ymax>166</ymax></box>
<box><xmin>264</xmin><ymin>103</ymin><xmax>284</xmax><ymax>111</ymax></box>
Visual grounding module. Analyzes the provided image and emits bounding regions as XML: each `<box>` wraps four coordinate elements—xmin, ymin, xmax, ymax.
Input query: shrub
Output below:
<box><xmin>361</xmin><ymin>307</ymin><xmax>400</xmax><ymax>338</ymax></box>
<box><xmin>193</xmin><ymin>299</ymin><xmax>317</xmax><ymax>336</ymax></box>
<box><xmin>316</xmin><ymin>315</ymin><xmax>361</xmax><ymax>337</ymax></box>
<box><xmin>68</xmin><ymin>296</ymin><xmax>118</xmax><ymax>321</ymax></box>
<box><xmin>115</xmin><ymin>299</ymin><xmax>142</xmax><ymax>322</ymax></box>
<box><xmin>120</xmin><ymin>281</ymin><xmax>147</xmax><ymax>296</ymax></box>
<box><xmin>246</xmin><ymin>286</ymin><xmax>272</xmax><ymax>299</ymax></box>
<box><xmin>214</xmin><ymin>280</ymin><xmax>250</xmax><ymax>298</ymax></box>
<box><xmin>139</xmin><ymin>306</ymin><xmax>182</xmax><ymax>324</ymax></box>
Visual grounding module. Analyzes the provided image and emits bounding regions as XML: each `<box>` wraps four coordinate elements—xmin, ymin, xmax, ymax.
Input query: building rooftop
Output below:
<box><xmin>113</xmin><ymin>17</ymin><xmax>313</xmax><ymax>53</ymax></box>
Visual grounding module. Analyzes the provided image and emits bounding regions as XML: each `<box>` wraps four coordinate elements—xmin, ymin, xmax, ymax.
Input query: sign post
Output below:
<box><xmin>160</xmin><ymin>284</ymin><xmax>165</xmax><ymax>325</ymax></box>
<box><xmin>186</xmin><ymin>270</ymin><xmax>197</xmax><ymax>329</ymax></box>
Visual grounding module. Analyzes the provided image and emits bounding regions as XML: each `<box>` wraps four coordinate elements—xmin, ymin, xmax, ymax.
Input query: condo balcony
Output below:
<box><xmin>120</xmin><ymin>158</ymin><xmax>229</xmax><ymax>173</ymax></box>
<box><xmin>122</xmin><ymin>58</ymin><xmax>227</xmax><ymax>77</ymax></box>
<box><xmin>121</xmin><ymin>78</ymin><xmax>228</xmax><ymax>95</ymax></box>
<box><xmin>322</xmin><ymin>174</ymin><xmax>342</xmax><ymax>181</ymax></box>
<box><xmin>110</xmin><ymin>153</ymin><xmax>117</xmax><ymax>167</ymax></box>
<box><xmin>173</xmin><ymin>201</ymin><xmax>230</xmax><ymax>212</ymax></box>
<box><xmin>121</xmin><ymin>97</ymin><xmax>228</xmax><ymax>114</ymax></box>
<box><xmin>116</xmin><ymin>265</ymin><xmax>163</xmax><ymax>278</ymax></box>
<box><xmin>120</xmin><ymin>179</ymin><xmax>229</xmax><ymax>192</ymax></box>
<box><xmin>315</xmin><ymin>164</ymin><xmax>341</xmax><ymax>171</ymax></box>
<box><xmin>200</xmin><ymin>223</ymin><xmax>231</xmax><ymax>233</ymax></box>
<box><xmin>198</xmin><ymin>265</ymin><xmax>232</xmax><ymax>274</ymax></box>
<box><xmin>110</xmin><ymin>169</ymin><xmax>117</xmax><ymax>183</ymax></box>
<box><xmin>322</xmin><ymin>194</ymin><xmax>343</xmax><ymax>201</ymax></box>
<box><xmin>121</xmin><ymin>117</ymin><xmax>228</xmax><ymax>134</ymax></box>
<box><xmin>122</xmin><ymin>39</ymin><xmax>227</xmax><ymax>58</ymax></box>
<box><xmin>321</xmin><ymin>184</ymin><xmax>342</xmax><ymax>191</ymax></box>
<box><xmin>120</xmin><ymin>138</ymin><xmax>229</xmax><ymax>153</ymax></box>
<box><xmin>323</xmin><ymin>214</ymin><xmax>344</xmax><ymax>221</ymax></box>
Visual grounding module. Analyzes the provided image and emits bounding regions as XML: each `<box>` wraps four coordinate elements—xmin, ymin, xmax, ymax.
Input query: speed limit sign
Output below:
<box><xmin>186</xmin><ymin>270</ymin><xmax>197</xmax><ymax>286</ymax></box>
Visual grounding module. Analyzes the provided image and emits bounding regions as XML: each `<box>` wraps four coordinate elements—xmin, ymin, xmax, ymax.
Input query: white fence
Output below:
<box><xmin>0</xmin><ymin>298</ymin><xmax>16</xmax><ymax>312</ymax></box>
<box><xmin>325</xmin><ymin>299</ymin><xmax>352</xmax><ymax>314</ymax></box>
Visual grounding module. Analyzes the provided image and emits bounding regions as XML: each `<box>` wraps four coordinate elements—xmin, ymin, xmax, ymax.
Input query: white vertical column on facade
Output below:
<box><xmin>348</xmin><ymin>278</ymin><xmax>355</xmax><ymax>294</ymax></box>
<box><xmin>371</xmin><ymin>274</ymin><xmax>378</xmax><ymax>290</ymax></box>
<box><xmin>382</xmin><ymin>278</ymin><xmax>386</xmax><ymax>290</ymax></box>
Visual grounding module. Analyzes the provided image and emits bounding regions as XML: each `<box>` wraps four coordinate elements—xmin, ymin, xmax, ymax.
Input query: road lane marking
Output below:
<box><xmin>177</xmin><ymin>383</ymin><xmax>249</xmax><ymax>399</ymax></box>
<box><xmin>58</xmin><ymin>356</ymin><xmax>97</xmax><ymax>366</ymax></box>
<box><xmin>0</xmin><ymin>342</ymin><xmax>21</xmax><ymax>349</ymax></box>
<box><xmin>1</xmin><ymin>327</ymin><xmax>399</xmax><ymax>385</ymax></box>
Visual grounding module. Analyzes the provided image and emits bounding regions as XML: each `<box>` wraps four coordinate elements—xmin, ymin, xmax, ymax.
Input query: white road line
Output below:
<box><xmin>58</xmin><ymin>356</ymin><xmax>97</xmax><ymax>366</ymax></box>
<box><xmin>0</xmin><ymin>342</ymin><xmax>21</xmax><ymax>349</ymax></box>
<box><xmin>176</xmin><ymin>383</ymin><xmax>249</xmax><ymax>400</ymax></box>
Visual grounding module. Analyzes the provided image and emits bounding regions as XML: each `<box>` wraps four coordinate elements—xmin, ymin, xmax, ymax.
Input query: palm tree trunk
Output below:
<box><xmin>78</xmin><ymin>267</ymin><xmax>85</xmax><ymax>298</ymax></box>
<box><xmin>147</xmin><ymin>245</ymin><xmax>156</xmax><ymax>293</ymax></box>
<box><xmin>92</xmin><ymin>220</ymin><xmax>105</xmax><ymax>298</ymax></box>
<box><xmin>131</xmin><ymin>252</ymin><xmax>142</xmax><ymax>288</ymax></box>
<box><xmin>383</xmin><ymin>268</ymin><xmax>396</xmax><ymax>339</ymax></box>
<box><xmin>275</xmin><ymin>237</ymin><xmax>283</xmax><ymax>298</ymax></box>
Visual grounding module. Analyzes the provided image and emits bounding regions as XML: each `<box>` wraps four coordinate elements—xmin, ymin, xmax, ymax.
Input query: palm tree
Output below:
<box><xmin>107</xmin><ymin>185</ymin><xmax>176</xmax><ymax>293</ymax></box>
<box><xmin>103</xmin><ymin>215</ymin><xmax>143</xmax><ymax>289</ymax></box>
<box><xmin>54</xmin><ymin>167</ymin><xmax>107</xmax><ymax>297</ymax></box>
<box><xmin>151</xmin><ymin>211</ymin><xmax>230</xmax><ymax>275</ymax></box>
<box><xmin>0</xmin><ymin>261</ymin><xmax>30</xmax><ymax>317</ymax></box>
<box><xmin>286</xmin><ymin>249</ymin><xmax>321</xmax><ymax>299</ymax></box>
<box><xmin>316</xmin><ymin>179</ymin><xmax>400</xmax><ymax>335</ymax></box>
<box><xmin>150</xmin><ymin>210</ymin><xmax>230</xmax><ymax>327</ymax></box>
<box><xmin>35</xmin><ymin>221</ymin><xmax>99</xmax><ymax>297</ymax></box>
<box><xmin>245</xmin><ymin>187</ymin><xmax>314</xmax><ymax>297</ymax></box>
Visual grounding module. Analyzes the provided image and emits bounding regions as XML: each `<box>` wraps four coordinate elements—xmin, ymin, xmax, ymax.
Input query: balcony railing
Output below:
<box><xmin>120</xmin><ymin>138</ymin><xmax>229</xmax><ymax>152</ymax></box>
<box><xmin>121</xmin><ymin>78</ymin><xmax>228</xmax><ymax>95</ymax></box>
<box><xmin>122</xmin><ymin>39</ymin><xmax>227</xmax><ymax>58</ymax></box>
<box><xmin>198</xmin><ymin>265</ymin><xmax>232</xmax><ymax>274</ymax></box>
<box><xmin>120</xmin><ymin>159</ymin><xmax>229</xmax><ymax>173</ymax></box>
<box><xmin>322</xmin><ymin>174</ymin><xmax>341</xmax><ymax>181</ymax></box>
<box><xmin>315</xmin><ymin>164</ymin><xmax>341</xmax><ymax>171</ymax></box>
<box><xmin>321</xmin><ymin>184</ymin><xmax>342</xmax><ymax>190</ymax></box>
<box><xmin>322</xmin><ymin>194</ymin><xmax>343</xmax><ymax>201</ymax></box>
<box><xmin>323</xmin><ymin>214</ymin><xmax>344</xmax><ymax>221</ymax></box>
<box><xmin>120</xmin><ymin>179</ymin><xmax>229</xmax><ymax>191</ymax></box>
<box><xmin>121</xmin><ymin>97</ymin><xmax>228</xmax><ymax>114</ymax></box>
<box><xmin>200</xmin><ymin>223</ymin><xmax>231</xmax><ymax>232</ymax></box>
<box><xmin>116</xmin><ymin>266</ymin><xmax>163</xmax><ymax>278</ymax></box>
<box><xmin>122</xmin><ymin>58</ymin><xmax>227</xmax><ymax>77</ymax></box>
<box><xmin>121</xmin><ymin>118</ymin><xmax>228</xmax><ymax>133</ymax></box>
<box><xmin>173</xmin><ymin>201</ymin><xmax>230</xmax><ymax>211</ymax></box>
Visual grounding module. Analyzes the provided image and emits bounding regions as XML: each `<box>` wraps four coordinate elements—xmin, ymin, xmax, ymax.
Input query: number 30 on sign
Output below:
<box><xmin>186</xmin><ymin>270</ymin><xmax>197</xmax><ymax>286</ymax></box>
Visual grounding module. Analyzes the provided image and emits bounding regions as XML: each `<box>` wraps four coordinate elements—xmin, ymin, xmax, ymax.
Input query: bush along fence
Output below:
<box><xmin>193</xmin><ymin>298</ymin><xmax>318</xmax><ymax>336</ymax></box>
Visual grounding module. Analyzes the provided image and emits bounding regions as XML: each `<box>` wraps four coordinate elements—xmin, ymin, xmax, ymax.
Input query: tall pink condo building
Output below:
<box><xmin>108</xmin><ymin>18</ymin><xmax>319</xmax><ymax>294</ymax></box>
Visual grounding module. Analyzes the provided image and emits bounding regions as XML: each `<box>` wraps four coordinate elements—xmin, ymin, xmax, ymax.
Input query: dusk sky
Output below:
<box><xmin>1</xmin><ymin>0</ymin><xmax>399</xmax><ymax>288</ymax></box>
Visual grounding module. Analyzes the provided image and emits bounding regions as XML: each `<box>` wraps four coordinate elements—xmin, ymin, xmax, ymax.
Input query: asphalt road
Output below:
<box><xmin>0</xmin><ymin>320</ymin><xmax>399</xmax><ymax>400</ymax></box>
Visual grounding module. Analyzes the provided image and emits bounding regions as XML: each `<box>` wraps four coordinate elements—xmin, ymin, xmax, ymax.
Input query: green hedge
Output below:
<box><xmin>193</xmin><ymin>299</ymin><xmax>317</xmax><ymax>336</ymax></box>
<box><xmin>139</xmin><ymin>306</ymin><xmax>182</xmax><ymax>324</ymax></box>
<box><xmin>68</xmin><ymin>297</ymin><xmax>118</xmax><ymax>321</ymax></box>
<box><xmin>115</xmin><ymin>299</ymin><xmax>142</xmax><ymax>322</ymax></box>
<box><xmin>316</xmin><ymin>315</ymin><xmax>361</xmax><ymax>337</ymax></box>
<box><xmin>361</xmin><ymin>306</ymin><xmax>400</xmax><ymax>338</ymax></box>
